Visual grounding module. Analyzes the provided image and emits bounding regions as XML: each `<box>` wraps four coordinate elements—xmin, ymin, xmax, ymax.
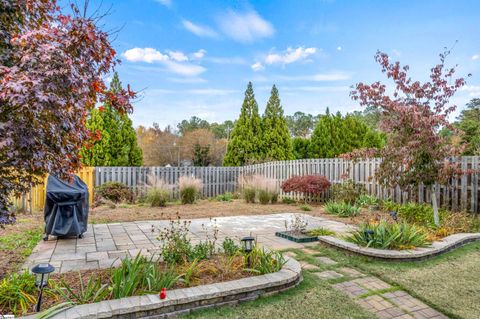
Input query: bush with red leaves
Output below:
<box><xmin>281</xmin><ymin>175</ymin><xmax>331</xmax><ymax>196</ymax></box>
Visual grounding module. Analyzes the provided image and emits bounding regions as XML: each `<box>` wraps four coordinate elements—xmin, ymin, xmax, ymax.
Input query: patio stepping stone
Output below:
<box><xmin>355</xmin><ymin>295</ymin><xmax>412</xmax><ymax>319</ymax></box>
<box><xmin>338</xmin><ymin>267</ymin><xmax>366</xmax><ymax>277</ymax></box>
<box><xmin>332</xmin><ymin>280</ymin><xmax>369</xmax><ymax>298</ymax></box>
<box><xmin>382</xmin><ymin>291</ymin><xmax>448</xmax><ymax>318</ymax></box>
<box><xmin>314</xmin><ymin>270</ymin><xmax>344</xmax><ymax>280</ymax></box>
<box><xmin>300</xmin><ymin>262</ymin><xmax>320</xmax><ymax>271</ymax></box>
<box><xmin>301</xmin><ymin>247</ymin><xmax>318</xmax><ymax>254</ymax></box>
<box><xmin>283</xmin><ymin>251</ymin><xmax>297</xmax><ymax>258</ymax></box>
<box><xmin>315</xmin><ymin>256</ymin><xmax>338</xmax><ymax>265</ymax></box>
<box><xmin>352</xmin><ymin>276</ymin><xmax>391</xmax><ymax>291</ymax></box>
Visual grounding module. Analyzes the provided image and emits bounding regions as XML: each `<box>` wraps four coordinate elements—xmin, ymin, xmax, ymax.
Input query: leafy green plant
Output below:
<box><xmin>307</xmin><ymin>227</ymin><xmax>336</xmax><ymax>237</ymax></box>
<box><xmin>180</xmin><ymin>258</ymin><xmax>200</xmax><ymax>287</ymax></box>
<box><xmin>158</xmin><ymin>219</ymin><xmax>193</xmax><ymax>264</ymax></box>
<box><xmin>55</xmin><ymin>272</ymin><xmax>110</xmax><ymax>304</ymax></box>
<box><xmin>191</xmin><ymin>241</ymin><xmax>215</xmax><ymax>260</ymax></box>
<box><xmin>346</xmin><ymin>220</ymin><xmax>430</xmax><ymax>250</ymax></box>
<box><xmin>325</xmin><ymin>201</ymin><xmax>360</xmax><ymax>217</ymax></box>
<box><xmin>141</xmin><ymin>264</ymin><xmax>180</xmax><ymax>292</ymax></box>
<box><xmin>331</xmin><ymin>180</ymin><xmax>365</xmax><ymax>205</ymax></box>
<box><xmin>216</xmin><ymin>192</ymin><xmax>234</xmax><ymax>202</ymax></box>
<box><xmin>380</xmin><ymin>199</ymin><xmax>400</xmax><ymax>212</ymax></box>
<box><xmin>95</xmin><ymin>182</ymin><xmax>135</xmax><ymax>203</ymax></box>
<box><xmin>282</xmin><ymin>197</ymin><xmax>296</xmax><ymax>204</ymax></box>
<box><xmin>110</xmin><ymin>254</ymin><xmax>146</xmax><ymax>298</ymax></box>
<box><xmin>396</xmin><ymin>202</ymin><xmax>447</xmax><ymax>228</ymax></box>
<box><xmin>0</xmin><ymin>271</ymin><xmax>37</xmax><ymax>315</ymax></box>
<box><xmin>356</xmin><ymin>195</ymin><xmax>379</xmax><ymax>208</ymax></box>
<box><xmin>246</xmin><ymin>247</ymin><xmax>286</xmax><ymax>274</ymax></box>
<box><xmin>146</xmin><ymin>187</ymin><xmax>170</xmax><ymax>207</ymax></box>
<box><xmin>222</xmin><ymin>237</ymin><xmax>240</xmax><ymax>256</ymax></box>
<box><xmin>299</xmin><ymin>204</ymin><xmax>312</xmax><ymax>211</ymax></box>
<box><xmin>36</xmin><ymin>302</ymin><xmax>74</xmax><ymax>319</ymax></box>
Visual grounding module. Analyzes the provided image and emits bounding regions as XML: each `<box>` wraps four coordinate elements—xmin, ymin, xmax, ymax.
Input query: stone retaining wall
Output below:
<box><xmin>23</xmin><ymin>257</ymin><xmax>301</xmax><ymax>319</ymax></box>
<box><xmin>318</xmin><ymin>233</ymin><xmax>480</xmax><ymax>261</ymax></box>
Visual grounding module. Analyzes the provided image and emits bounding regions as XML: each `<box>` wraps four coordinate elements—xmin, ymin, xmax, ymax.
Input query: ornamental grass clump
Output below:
<box><xmin>145</xmin><ymin>174</ymin><xmax>171</xmax><ymax>207</ymax></box>
<box><xmin>179</xmin><ymin>175</ymin><xmax>203</xmax><ymax>204</ymax></box>
<box><xmin>346</xmin><ymin>220</ymin><xmax>430</xmax><ymax>250</ymax></box>
<box><xmin>239</xmin><ymin>175</ymin><xmax>278</xmax><ymax>204</ymax></box>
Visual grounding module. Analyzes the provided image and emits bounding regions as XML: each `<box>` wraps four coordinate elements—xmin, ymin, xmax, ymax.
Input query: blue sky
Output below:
<box><xmin>74</xmin><ymin>0</ymin><xmax>480</xmax><ymax>128</ymax></box>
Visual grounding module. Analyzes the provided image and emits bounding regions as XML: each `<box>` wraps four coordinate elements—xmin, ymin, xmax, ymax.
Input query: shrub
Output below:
<box><xmin>331</xmin><ymin>180</ymin><xmax>365</xmax><ymax>205</ymax></box>
<box><xmin>308</xmin><ymin>227</ymin><xmax>336</xmax><ymax>237</ymax></box>
<box><xmin>95</xmin><ymin>182</ymin><xmax>135</xmax><ymax>203</ymax></box>
<box><xmin>243</xmin><ymin>187</ymin><xmax>256</xmax><ymax>203</ymax></box>
<box><xmin>0</xmin><ymin>271</ymin><xmax>37</xmax><ymax>315</ymax></box>
<box><xmin>346</xmin><ymin>220</ymin><xmax>430</xmax><ymax>250</ymax></box>
<box><xmin>258</xmin><ymin>189</ymin><xmax>271</xmax><ymax>204</ymax></box>
<box><xmin>281</xmin><ymin>175</ymin><xmax>331</xmax><ymax>201</ymax></box>
<box><xmin>144</xmin><ymin>174</ymin><xmax>171</xmax><ymax>207</ymax></box>
<box><xmin>158</xmin><ymin>218</ymin><xmax>193</xmax><ymax>264</ymax></box>
<box><xmin>325</xmin><ymin>201</ymin><xmax>360</xmax><ymax>217</ymax></box>
<box><xmin>179</xmin><ymin>176</ymin><xmax>203</xmax><ymax>204</ymax></box>
<box><xmin>396</xmin><ymin>202</ymin><xmax>447</xmax><ymax>228</ymax></box>
<box><xmin>216</xmin><ymin>192</ymin><xmax>233</xmax><ymax>202</ymax></box>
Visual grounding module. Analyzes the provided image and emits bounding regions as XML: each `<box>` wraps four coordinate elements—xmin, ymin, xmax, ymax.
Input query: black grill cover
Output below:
<box><xmin>44</xmin><ymin>175</ymin><xmax>89</xmax><ymax>237</ymax></box>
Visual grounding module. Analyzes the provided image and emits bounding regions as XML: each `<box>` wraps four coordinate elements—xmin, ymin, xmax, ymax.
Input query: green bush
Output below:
<box><xmin>216</xmin><ymin>192</ymin><xmax>234</xmax><ymax>202</ymax></box>
<box><xmin>146</xmin><ymin>187</ymin><xmax>170</xmax><ymax>207</ymax></box>
<box><xmin>243</xmin><ymin>187</ymin><xmax>256</xmax><ymax>203</ymax></box>
<box><xmin>95</xmin><ymin>182</ymin><xmax>135</xmax><ymax>203</ymax></box>
<box><xmin>346</xmin><ymin>220</ymin><xmax>430</xmax><ymax>250</ymax></box>
<box><xmin>179</xmin><ymin>176</ymin><xmax>203</xmax><ymax>204</ymax></box>
<box><xmin>0</xmin><ymin>271</ymin><xmax>37</xmax><ymax>315</ymax></box>
<box><xmin>331</xmin><ymin>180</ymin><xmax>365</xmax><ymax>205</ymax></box>
<box><xmin>396</xmin><ymin>202</ymin><xmax>447</xmax><ymax>228</ymax></box>
<box><xmin>180</xmin><ymin>187</ymin><xmax>197</xmax><ymax>204</ymax></box>
<box><xmin>325</xmin><ymin>201</ymin><xmax>360</xmax><ymax>217</ymax></box>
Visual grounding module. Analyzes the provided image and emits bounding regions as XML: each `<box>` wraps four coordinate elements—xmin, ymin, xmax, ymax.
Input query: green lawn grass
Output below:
<box><xmin>183</xmin><ymin>271</ymin><xmax>372</xmax><ymax>319</ymax></box>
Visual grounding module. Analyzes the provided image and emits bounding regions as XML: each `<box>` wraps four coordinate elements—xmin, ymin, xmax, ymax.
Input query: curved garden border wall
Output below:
<box><xmin>318</xmin><ymin>233</ymin><xmax>480</xmax><ymax>261</ymax></box>
<box><xmin>22</xmin><ymin>257</ymin><xmax>301</xmax><ymax>319</ymax></box>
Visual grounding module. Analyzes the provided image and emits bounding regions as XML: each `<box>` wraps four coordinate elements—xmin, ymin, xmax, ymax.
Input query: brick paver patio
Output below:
<box><xmin>24</xmin><ymin>213</ymin><xmax>352</xmax><ymax>273</ymax></box>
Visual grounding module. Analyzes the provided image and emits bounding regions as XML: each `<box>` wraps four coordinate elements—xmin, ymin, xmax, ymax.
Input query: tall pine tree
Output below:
<box><xmin>81</xmin><ymin>73</ymin><xmax>143</xmax><ymax>166</ymax></box>
<box><xmin>262</xmin><ymin>85</ymin><xmax>293</xmax><ymax>160</ymax></box>
<box><xmin>223</xmin><ymin>82</ymin><xmax>263</xmax><ymax>166</ymax></box>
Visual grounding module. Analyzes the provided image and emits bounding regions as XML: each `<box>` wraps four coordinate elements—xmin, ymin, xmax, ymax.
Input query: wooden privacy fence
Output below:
<box><xmin>12</xmin><ymin>167</ymin><xmax>95</xmax><ymax>212</ymax></box>
<box><xmin>95</xmin><ymin>157</ymin><xmax>479</xmax><ymax>214</ymax></box>
<box><xmin>12</xmin><ymin>157</ymin><xmax>480</xmax><ymax>213</ymax></box>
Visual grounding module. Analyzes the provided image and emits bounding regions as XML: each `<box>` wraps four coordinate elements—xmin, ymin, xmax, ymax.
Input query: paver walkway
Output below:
<box><xmin>24</xmin><ymin>213</ymin><xmax>352</xmax><ymax>273</ymax></box>
<box><xmin>295</xmin><ymin>252</ymin><xmax>448</xmax><ymax>319</ymax></box>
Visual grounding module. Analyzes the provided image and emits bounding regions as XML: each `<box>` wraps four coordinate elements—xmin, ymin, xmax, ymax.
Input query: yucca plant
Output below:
<box><xmin>346</xmin><ymin>220</ymin><xmax>430</xmax><ymax>250</ymax></box>
<box><xmin>325</xmin><ymin>201</ymin><xmax>360</xmax><ymax>217</ymax></box>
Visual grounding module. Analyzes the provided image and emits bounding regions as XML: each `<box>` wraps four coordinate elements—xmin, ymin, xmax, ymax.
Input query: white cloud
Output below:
<box><xmin>251</xmin><ymin>62</ymin><xmax>265</xmax><ymax>71</ymax></box>
<box><xmin>123</xmin><ymin>47</ymin><xmax>169</xmax><ymax>63</ymax></box>
<box><xmin>182</xmin><ymin>20</ymin><xmax>218</xmax><ymax>38</ymax></box>
<box><xmin>206</xmin><ymin>56</ymin><xmax>247</xmax><ymax>65</ymax></box>
<box><xmin>461</xmin><ymin>85</ymin><xmax>480</xmax><ymax>97</ymax></box>
<box><xmin>265</xmin><ymin>47</ymin><xmax>317</xmax><ymax>65</ymax></box>
<box><xmin>163</xmin><ymin>61</ymin><xmax>206</xmax><ymax>77</ymax></box>
<box><xmin>191</xmin><ymin>49</ymin><xmax>206</xmax><ymax>60</ymax></box>
<box><xmin>217</xmin><ymin>10</ymin><xmax>274</xmax><ymax>43</ymax></box>
<box><xmin>472</xmin><ymin>54</ymin><xmax>480</xmax><ymax>60</ymax></box>
<box><xmin>392</xmin><ymin>49</ymin><xmax>402</xmax><ymax>57</ymax></box>
<box><xmin>167</xmin><ymin>50</ymin><xmax>189</xmax><ymax>62</ymax></box>
<box><xmin>337</xmin><ymin>46</ymin><xmax>342</xmax><ymax>51</ymax></box>
<box><xmin>168</xmin><ymin>77</ymin><xmax>207</xmax><ymax>84</ymax></box>
<box><xmin>154</xmin><ymin>0</ymin><xmax>171</xmax><ymax>7</ymax></box>
<box><xmin>123</xmin><ymin>47</ymin><xmax>206</xmax><ymax>77</ymax></box>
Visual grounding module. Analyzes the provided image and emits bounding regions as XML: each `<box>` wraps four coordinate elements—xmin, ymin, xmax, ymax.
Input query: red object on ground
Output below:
<box><xmin>160</xmin><ymin>288</ymin><xmax>167</xmax><ymax>299</ymax></box>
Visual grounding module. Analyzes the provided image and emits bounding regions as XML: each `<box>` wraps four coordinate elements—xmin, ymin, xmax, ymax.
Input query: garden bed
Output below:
<box><xmin>275</xmin><ymin>230</ymin><xmax>318</xmax><ymax>243</ymax></box>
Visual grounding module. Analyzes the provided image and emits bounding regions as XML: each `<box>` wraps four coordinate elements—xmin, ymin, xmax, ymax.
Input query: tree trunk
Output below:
<box><xmin>431</xmin><ymin>184</ymin><xmax>440</xmax><ymax>227</ymax></box>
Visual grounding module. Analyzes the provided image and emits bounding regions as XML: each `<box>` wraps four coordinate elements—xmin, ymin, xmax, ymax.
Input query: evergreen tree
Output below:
<box><xmin>309</xmin><ymin>109</ymin><xmax>383</xmax><ymax>158</ymax></box>
<box><xmin>456</xmin><ymin>98</ymin><xmax>480</xmax><ymax>155</ymax></box>
<box><xmin>223</xmin><ymin>82</ymin><xmax>263</xmax><ymax>166</ymax></box>
<box><xmin>261</xmin><ymin>85</ymin><xmax>293</xmax><ymax>160</ymax></box>
<box><xmin>292</xmin><ymin>137</ymin><xmax>310</xmax><ymax>159</ymax></box>
<box><xmin>81</xmin><ymin>73</ymin><xmax>143</xmax><ymax>166</ymax></box>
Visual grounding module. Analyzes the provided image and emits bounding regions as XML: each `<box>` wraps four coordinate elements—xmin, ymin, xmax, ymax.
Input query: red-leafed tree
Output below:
<box><xmin>344</xmin><ymin>49</ymin><xmax>469</xmax><ymax>226</ymax></box>
<box><xmin>281</xmin><ymin>175</ymin><xmax>331</xmax><ymax>202</ymax></box>
<box><xmin>0</xmin><ymin>0</ymin><xmax>135</xmax><ymax>224</ymax></box>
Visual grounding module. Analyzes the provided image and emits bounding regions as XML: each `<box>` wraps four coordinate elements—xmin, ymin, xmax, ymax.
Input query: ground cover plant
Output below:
<box><xmin>325</xmin><ymin>201</ymin><xmax>360</xmax><ymax>217</ymax></box>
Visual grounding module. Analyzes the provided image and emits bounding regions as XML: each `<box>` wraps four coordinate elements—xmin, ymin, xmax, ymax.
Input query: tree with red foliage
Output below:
<box><xmin>281</xmin><ymin>175</ymin><xmax>331</xmax><ymax>201</ymax></box>
<box><xmin>0</xmin><ymin>1</ymin><xmax>135</xmax><ymax>224</ymax></box>
<box><xmin>344</xmin><ymin>49</ymin><xmax>470</xmax><ymax>226</ymax></box>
